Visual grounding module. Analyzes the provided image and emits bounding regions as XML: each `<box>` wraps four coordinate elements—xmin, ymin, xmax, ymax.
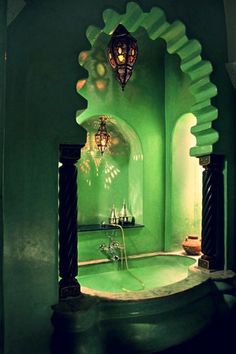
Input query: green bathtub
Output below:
<box><xmin>52</xmin><ymin>254</ymin><xmax>232</xmax><ymax>354</ymax></box>
<box><xmin>78</xmin><ymin>254</ymin><xmax>196</xmax><ymax>295</ymax></box>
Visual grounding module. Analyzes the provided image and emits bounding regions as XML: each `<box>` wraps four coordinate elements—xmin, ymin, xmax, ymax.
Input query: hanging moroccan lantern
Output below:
<box><xmin>107</xmin><ymin>24</ymin><xmax>138</xmax><ymax>91</ymax></box>
<box><xmin>95</xmin><ymin>116</ymin><xmax>111</xmax><ymax>154</ymax></box>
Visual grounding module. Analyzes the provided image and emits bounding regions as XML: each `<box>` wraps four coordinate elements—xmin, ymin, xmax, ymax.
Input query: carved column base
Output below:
<box><xmin>59</xmin><ymin>278</ymin><xmax>81</xmax><ymax>299</ymax></box>
<box><xmin>198</xmin><ymin>255</ymin><xmax>218</xmax><ymax>270</ymax></box>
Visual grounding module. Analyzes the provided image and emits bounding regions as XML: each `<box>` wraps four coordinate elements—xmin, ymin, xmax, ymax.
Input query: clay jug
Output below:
<box><xmin>182</xmin><ymin>235</ymin><xmax>201</xmax><ymax>255</ymax></box>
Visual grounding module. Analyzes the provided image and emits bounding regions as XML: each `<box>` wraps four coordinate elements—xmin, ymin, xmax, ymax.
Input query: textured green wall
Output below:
<box><xmin>78</xmin><ymin>120</ymin><xmax>132</xmax><ymax>225</ymax></box>
<box><xmin>0</xmin><ymin>1</ymin><xmax>6</xmax><ymax>353</ymax></box>
<box><xmin>5</xmin><ymin>1</ymin><xmax>88</xmax><ymax>354</ymax></box>
<box><xmin>224</xmin><ymin>0</ymin><xmax>236</xmax><ymax>61</ymax></box>
<box><xmin>77</xmin><ymin>30</ymin><xmax>166</xmax><ymax>260</ymax></box>
<box><xmin>170</xmin><ymin>113</ymin><xmax>202</xmax><ymax>249</ymax></box>
<box><xmin>77</xmin><ymin>29</ymin><xmax>202</xmax><ymax>261</ymax></box>
<box><xmin>2</xmin><ymin>1</ymin><xmax>235</xmax><ymax>354</ymax></box>
<box><xmin>77</xmin><ymin>117</ymin><xmax>144</xmax><ymax>262</ymax></box>
<box><xmin>164</xmin><ymin>53</ymin><xmax>201</xmax><ymax>250</ymax></box>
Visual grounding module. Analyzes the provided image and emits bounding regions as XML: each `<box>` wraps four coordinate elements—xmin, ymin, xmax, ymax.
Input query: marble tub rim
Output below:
<box><xmin>79</xmin><ymin>252</ymin><xmax>235</xmax><ymax>301</ymax></box>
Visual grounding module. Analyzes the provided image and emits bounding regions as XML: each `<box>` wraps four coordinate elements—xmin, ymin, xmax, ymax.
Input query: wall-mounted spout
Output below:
<box><xmin>99</xmin><ymin>224</ymin><xmax>145</xmax><ymax>290</ymax></box>
<box><xmin>99</xmin><ymin>224</ymin><xmax>128</xmax><ymax>269</ymax></box>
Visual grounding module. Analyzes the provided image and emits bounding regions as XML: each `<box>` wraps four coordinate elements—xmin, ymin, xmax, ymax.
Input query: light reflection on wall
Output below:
<box><xmin>77</xmin><ymin>46</ymin><xmax>109</xmax><ymax>96</ymax></box>
<box><xmin>133</xmin><ymin>154</ymin><xmax>143</xmax><ymax>161</ymax></box>
<box><xmin>79</xmin><ymin>131</ymin><xmax>101</xmax><ymax>179</ymax></box>
<box><xmin>104</xmin><ymin>163</ymin><xmax>120</xmax><ymax>190</ymax></box>
<box><xmin>78</xmin><ymin>128</ymin><xmax>121</xmax><ymax>188</ymax></box>
<box><xmin>171</xmin><ymin>113</ymin><xmax>202</xmax><ymax>249</ymax></box>
<box><xmin>77</xmin><ymin>115</ymin><xmax>143</xmax><ymax>225</ymax></box>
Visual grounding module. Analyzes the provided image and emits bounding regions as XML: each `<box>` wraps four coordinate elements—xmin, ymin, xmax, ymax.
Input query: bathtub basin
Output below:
<box><xmin>52</xmin><ymin>254</ymin><xmax>232</xmax><ymax>354</ymax></box>
<box><xmin>78</xmin><ymin>254</ymin><xmax>195</xmax><ymax>296</ymax></box>
<box><xmin>76</xmin><ymin>254</ymin><xmax>226</xmax><ymax>353</ymax></box>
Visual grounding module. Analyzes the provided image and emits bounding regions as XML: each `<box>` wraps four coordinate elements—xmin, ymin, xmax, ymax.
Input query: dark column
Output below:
<box><xmin>198</xmin><ymin>154</ymin><xmax>224</xmax><ymax>270</ymax></box>
<box><xmin>59</xmin><ymin>144</ymin><xmax>83</xmax><ymax>299</ymax></box>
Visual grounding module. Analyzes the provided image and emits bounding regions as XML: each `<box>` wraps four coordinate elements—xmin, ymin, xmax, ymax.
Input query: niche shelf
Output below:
<box><xmin>78</xmin><ymin>224</ymin><xmax>144</xmax><ymax>232</ymax></box>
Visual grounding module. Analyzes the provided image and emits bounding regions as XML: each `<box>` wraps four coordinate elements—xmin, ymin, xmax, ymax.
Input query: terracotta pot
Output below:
<box><xmin>182</xmin><ymin>236</ymin><xmax>201</xmax><ymax>255</ymax></box>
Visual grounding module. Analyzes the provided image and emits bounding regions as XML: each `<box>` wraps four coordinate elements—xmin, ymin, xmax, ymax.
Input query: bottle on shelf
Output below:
<box><xmin>109</xmin><ymin>204</ymin><xmax>117</xmax><ymax>224</ymax></box>
<box><xmin>119</xmin><ymin>200</ymin><xmax>129</xmax><ymax>225</ymax></box>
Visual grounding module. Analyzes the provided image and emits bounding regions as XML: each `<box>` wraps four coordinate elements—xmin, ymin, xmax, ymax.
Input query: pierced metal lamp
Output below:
<box><xmin>107</xmin><ymin>24</ymin><xmax>138</xmax><ymax>91</ymax></box>
<box><xmin>95</xmin><ymin>116</ymin><xmax>111</xmax><ymax>154</ymax></box>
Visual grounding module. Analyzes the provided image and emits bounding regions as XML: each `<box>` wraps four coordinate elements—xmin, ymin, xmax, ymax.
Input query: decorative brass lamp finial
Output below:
<box><xmin>107</xmin><ymin>24</ymin><xmax>138</xmax><ymax>91</ymax></box>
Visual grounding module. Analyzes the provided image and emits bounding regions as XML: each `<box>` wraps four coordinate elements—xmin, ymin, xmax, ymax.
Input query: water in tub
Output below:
<box><xmin>78</xmin><ymin>255</ymin><xmax>195</xmax><ymax>293</ymax></box>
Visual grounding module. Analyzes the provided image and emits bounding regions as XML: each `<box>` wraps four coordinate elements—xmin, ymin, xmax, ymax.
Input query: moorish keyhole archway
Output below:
<box><xmin>74</xmin><ymin>2</ymin><xmax>224</xmax><ymax>272</ymax></box>
<box><xmin>77</xmin><ymin>1</ymin><xmax>219</xmax><ymax>157</ymax></box>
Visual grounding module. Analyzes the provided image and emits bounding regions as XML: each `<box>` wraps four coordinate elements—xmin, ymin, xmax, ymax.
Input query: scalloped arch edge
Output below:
<box><xmin>77</xmin><ymin>1</ymin><xmax>219</xmax><ymax>157</ymax></box>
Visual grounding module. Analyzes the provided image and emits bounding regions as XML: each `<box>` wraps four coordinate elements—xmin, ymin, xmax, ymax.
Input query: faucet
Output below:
<box><xmin>99</xmin><ymin>223</ymin><xmax>127</xmax><ymax>269</ymax></box>
<box><xmin>99</xmin><ymin>224</ymin><xmax>145</xmax><ymax>290</ymax></box>
<box><xmin>99</xmin><ymin>235</ymin><xmax>121</xmax><ymax>262</ymax></box>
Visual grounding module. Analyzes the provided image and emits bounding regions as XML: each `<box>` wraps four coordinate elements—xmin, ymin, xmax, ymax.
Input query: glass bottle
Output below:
<box><xmin>119</xmin><ymin>200</ymin><xmax>128</xmax><ymax>224</ymax></box>
<box><xmin>109</xmin><ymin>204</ymin><xmax>117</xmax><ymax>224</ymax></box>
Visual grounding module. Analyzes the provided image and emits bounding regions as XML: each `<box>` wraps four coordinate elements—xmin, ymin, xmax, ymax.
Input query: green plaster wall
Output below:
<box><xmin>224</xmin><ymin>0</ymin><xmax>236</xmax><ymax>61</ymax></box>
<box><xmin>78</xmin><ymin>120</ymin><xmax>132</xmax><ymax>225</ymax></box>
<box><xmin>2</xmin><ymin>1</ymin><xmax>235</xmax><ymax>354</ymax></box>
<box><xmin>77</xmin><ymin>29</ymin><xmax>202</xmax><ymax>260</ymax></box>
<box><xmin>77</xmin><ymin>116</ymin><xmax>144</xmax><ymax>262</ymax></box>
<box><xmin>170</xmin><ymin>113</ymin><xmax>202</xmax><ymax>250</ymax></box>
<box><xmin>5</xmin><ymin>1</ymin><xmax>88</xmax><ymax>354</ymax></box>
<box><xmin>0</xmin><ymin>1</ymin><xmax>6</xmax><ymax>353</ymax></box>
<box><xmin>77</xmin><ymin>30</ymin><xmax>166</xmax><ymax>260</ymax></box>
<box><xmin>164</xmin><ymin>54</ymin><xmax>201</xmax><ymax>251</ymax></box>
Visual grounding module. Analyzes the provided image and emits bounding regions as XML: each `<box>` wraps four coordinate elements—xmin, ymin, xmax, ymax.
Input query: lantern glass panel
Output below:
<box><xmin>107</xmin><ymin>24</ymin><xmax>138</xmax><ymax>90</ymax></box>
